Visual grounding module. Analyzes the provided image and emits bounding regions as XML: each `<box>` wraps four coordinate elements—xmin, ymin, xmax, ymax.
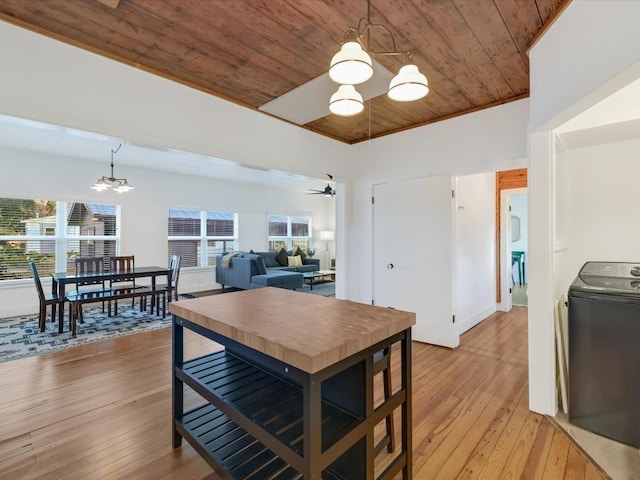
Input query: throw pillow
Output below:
<box><xmin>288</xmin><ymin>255</ymin><xmax>302</xmax><ymax>267</ymax></box>
<box><xmin>294</xmin><ymin>246</ymin><xmax>307</xmax><ymax>263</ymax></box>
<box><xmin>275</xmin><ymin>247</ymin><xmax>289</xmax><ymax>266</ymax></box>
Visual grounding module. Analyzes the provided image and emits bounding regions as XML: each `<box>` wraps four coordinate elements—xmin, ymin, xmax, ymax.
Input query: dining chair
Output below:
<box><xmin>164</xmin><ymin>254</ymin><xmax>181</xmax><ymax>302</ymax></box>
<box><xmin>147</xmin><ymin>255</ymin><xmax>181</xmax><ymax>314</ymax></box>
<box><xmin>373</xmin><ymin>347</ymin><xmax>395</xmax><ymax>455</ymax></box>
<box><xmin>28</xmin><ymin>260</ymin><xmax>64</xmax><ymax>332</ymax></box>
<box><xmin>108</xmin><ymin>255</ymin><xmax>142</xmax><ymax>315</ymax></box>
<box><xmin>72</xmin><ymin>256</ymin><xmax>109</xmax><ymax>314</ymax></box>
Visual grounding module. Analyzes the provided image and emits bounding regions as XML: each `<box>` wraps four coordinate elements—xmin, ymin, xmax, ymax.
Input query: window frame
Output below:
<box><xmin>267</xmin><ymin>213</ymin><xmax>313</xmax><ymax>252</ymax></box>
<box><xmin>0</xmin><ymin>198</ymin><xmax>121</xmax><ymax>283</ymax></box>
<box><xmin>168</xmin><ymin>208</ymin><xmax>237</xmax><ymax>268</ymax></box>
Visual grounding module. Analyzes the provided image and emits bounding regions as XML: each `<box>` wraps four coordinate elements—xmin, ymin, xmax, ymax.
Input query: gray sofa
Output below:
<box><xmin>215</xmin><ymin>250</ymin><xmax>319</xmax><ymax>291</ymax></box>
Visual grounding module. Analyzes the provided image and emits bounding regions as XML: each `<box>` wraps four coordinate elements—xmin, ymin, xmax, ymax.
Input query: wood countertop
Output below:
<box><xmin>169</xmin><ymin>288</ymin><xmax>416</xmax><ymax>374</ymax></box>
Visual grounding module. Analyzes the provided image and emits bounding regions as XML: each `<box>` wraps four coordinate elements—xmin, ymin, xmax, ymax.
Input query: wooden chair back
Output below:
<box><xmin>29</xmin><ymin>259</ymin><xmax>61</xmax><ymax>331</ymax></box>
<box><xmin>169</xmin><ymin>255</ymin><xmax>181</xmax><ymax>301</ymax></box>
<box><xmin>109</xmin><ymin>255</ymin><xmax>135</xmax><ymax>281</ymax></box>
<box><xmin>28</xmin><ymin>260</ymin><xmax>46</xmax><ymax>302</ymax></box>
<box><xmin>74</xmin><ymin>257</ymin><xmax>106</xmax><ymax>287</ymax></box>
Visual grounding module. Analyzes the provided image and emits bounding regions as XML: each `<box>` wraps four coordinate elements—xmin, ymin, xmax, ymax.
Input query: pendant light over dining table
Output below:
<box><xmin>91</xmin><ymin>143</ymin><xmax>134</xmax><ymax>193</ymax></box>
<box><xmin>328</xmin><ymin>0</ymin><xmax>429</xmax><ymax>117</ymax></box>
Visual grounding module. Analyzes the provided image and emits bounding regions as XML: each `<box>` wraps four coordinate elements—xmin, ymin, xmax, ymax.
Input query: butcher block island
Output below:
<box><xmin>170</xmin><ymin>287</ymin><xmax>416</xmax><ymax>479</ymax></box>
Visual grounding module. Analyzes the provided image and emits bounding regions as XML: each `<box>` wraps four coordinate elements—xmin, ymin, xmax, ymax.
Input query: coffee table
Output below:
<box><xmin>302</xmin><ymin>270</ymin><xmax>335</xmax><ymax>290</ymax></box>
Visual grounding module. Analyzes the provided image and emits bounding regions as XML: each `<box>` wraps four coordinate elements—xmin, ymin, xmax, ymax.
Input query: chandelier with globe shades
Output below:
<box><xmin>328</xmin><ymin>0</ymin><xmax>429</xmax><ymax>117</ymax></box>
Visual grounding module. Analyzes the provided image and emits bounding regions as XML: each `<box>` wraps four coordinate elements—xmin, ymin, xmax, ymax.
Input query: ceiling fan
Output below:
<box><xmin>307</xmin><ymin>174</ymin><xmax>336</xmax><ymax>197</ymax></box>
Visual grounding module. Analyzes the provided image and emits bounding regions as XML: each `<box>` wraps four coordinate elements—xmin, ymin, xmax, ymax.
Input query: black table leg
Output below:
<box><xmin>172</xmin><ymin>316</ymin><xmax>183</xmax><ymax>448</ymax></box>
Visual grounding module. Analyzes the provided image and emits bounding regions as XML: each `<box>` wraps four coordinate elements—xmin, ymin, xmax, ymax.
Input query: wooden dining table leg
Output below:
<box><xmin>57</xmin><ymin>282</ymin><xmax>66</xmax><ymax>334</ymax></box>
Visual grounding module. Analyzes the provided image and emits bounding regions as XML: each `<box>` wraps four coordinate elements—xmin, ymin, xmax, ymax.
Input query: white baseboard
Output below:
<box><xmin>456</xmin><ymin>304</ymin><xmax>497</xmax><ymax>335</ymax></box>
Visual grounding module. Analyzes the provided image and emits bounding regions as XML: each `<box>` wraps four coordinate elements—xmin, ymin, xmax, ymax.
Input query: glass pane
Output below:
<box><xmin>65</xmin><ymin>240</ymin><xmax>117</xmax><ymax>273</ymax></box>
<box><xmin>291</xmin><ymin>240</ymin><xmax>310</xmax><ymax>253</ymax></box>
<box><xmin>206</xmin><ymin>212</ymin><xmax>234</xmax><ymax>236</ymax></box>
<box><xmin>0</xmin><ymin>197</ymin><xmax>56</xmax><ymax>236</ymax></box>
<box><xmin>66</xmin><ymin>202</ymin><xmax>117</xmax><ymax>236</ymax></box>
<box><xmin>269</xmin><ymin>221</ymin><xmax>287</xmax><ymax>236</ymax></box>
<box><xmin>207</xmin><ymin>240</ymin><xmax>235</xmax><ymax>265</ymax></box>
<box><xmin>168</xmin><ymin>209</ymin><xmax>201</xmax><ymax>236</ymax></box>
<box><xmin>169</xmin><ymin>239</ymin><xmax>201</xmax><ymax>268</ymax></box>
<box><xmin>269</xmin><ymin>240</ymin><xmax>287</xmax><ymax>251</ymax></box>
<box><xmin>291</xmin><ymin>221</ymin><xmax>309</xmax><ymax>236</ymax></box>
<box><xmin>0</xmin><ymin>239</ymin><xmax>56</xmax><ymax>280</ymax></box>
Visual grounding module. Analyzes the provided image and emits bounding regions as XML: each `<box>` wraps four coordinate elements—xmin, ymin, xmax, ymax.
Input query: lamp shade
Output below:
<box><xmin>91</xmin><ymin>178</ymin><xmax>111</xmax><ymax>191</ymax></box>
<box><xmin>329</xmin><ymin>41</ymin><xmax>373</xmax><ymax>85</ymax></box>
<box><xmin>113</xmin><ymin>180</ymin><xmax>134</xmax><ymax>193</ymax></box>
<box><xmin>329</xmin><ymin>85</ymin><xmax>364</xmax><ymax>116</ymax></box>
<box><xmin>320</xmin><ymin>230</ymin><xmax>335</xmax><ymax>241</ymax></box>
<box><xmin>388</xmin><ymin>64</ymin><xmax>429</xmax><ymax>101</ymax></box>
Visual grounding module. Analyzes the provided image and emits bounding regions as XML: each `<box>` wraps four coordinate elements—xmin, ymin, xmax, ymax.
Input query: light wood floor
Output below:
<box><xmin>0</xmin><ymin>307</ymin><xmax>609</xmax><ymax>479</ymax></box>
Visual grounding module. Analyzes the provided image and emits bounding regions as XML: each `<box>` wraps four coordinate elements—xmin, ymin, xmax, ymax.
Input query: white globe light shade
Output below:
<box><xmin>329</xmin><ymin>41</ymin><xmax>373</xmax><ymax>85</ymax></box>
<box><xmin>388</xmin><ymin>64</ymin><xmax>429</xmax><ymax>101</ymax></box>
<box><xmin>329</xmin><ymin>85</ymin><xmax>364</xmax><ymax>116</ymax></box>
<box><xmin>91</xmin><ymin>178</ymin><xmax>111</xmax><ymax>191</ymax></box>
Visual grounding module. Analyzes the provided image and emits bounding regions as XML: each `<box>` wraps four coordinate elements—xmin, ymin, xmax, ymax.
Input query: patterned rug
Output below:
<box><xmin>0</xmin><ymin>282</ymin><xmax>335</xmax><ymax>363</ymax></box>
<box><xmin>0</xmin><ymin>302</ymin><xmax>170</xmax><ymax>363</ymax></box>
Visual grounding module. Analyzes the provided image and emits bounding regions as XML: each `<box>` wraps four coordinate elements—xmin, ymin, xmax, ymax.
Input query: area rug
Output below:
<box><xmin>0</xmin><ymin>302</ymin><xmax>170</xmax><ymax>363</ymax></box>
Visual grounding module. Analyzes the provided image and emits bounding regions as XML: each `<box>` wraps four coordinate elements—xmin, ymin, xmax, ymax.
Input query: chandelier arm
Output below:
<box><xmin>356</xmin><ymin>17</ymin><xmax>369</xmax><ymax>50</ymax></box>
<box><xmin>367</xmin><ymin>22</ymin><xmax>398</xmax><ymax>54</ymax></box>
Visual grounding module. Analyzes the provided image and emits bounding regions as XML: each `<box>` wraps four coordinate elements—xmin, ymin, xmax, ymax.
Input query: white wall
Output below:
<box><xmin>529</xmin><ymin>1</ymin><xmax>640</xmax><ymax>132</ymax></box>
<box><xmin>454</xmin><ymin>173</ymin><xmax>497</xmax><ymax>334</ymax></box>
<box><xmin>0</xmin><ymin>147</ymin><xmax>334</xmax><ymax>318</ymax></box>
<box><xmin>558</xmin><ymin>139</ymin><xmax>640</xmax><ymax>290</ymax></box>
<box><xmin>528</xmin><ymin>0</ymin><xmax>640</xmax><ymax>414</ymax></box>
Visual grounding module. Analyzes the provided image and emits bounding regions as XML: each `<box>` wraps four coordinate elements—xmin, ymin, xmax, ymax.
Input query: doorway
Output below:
<box><xmin>509</xmin><ymin>192</ymin><xmax>528</xmax><ymax>306</ymax></box>
<box><xmin>495</xmin><ymin>169</ymin><xmax>528</xmax><ymax>312</ymax></box>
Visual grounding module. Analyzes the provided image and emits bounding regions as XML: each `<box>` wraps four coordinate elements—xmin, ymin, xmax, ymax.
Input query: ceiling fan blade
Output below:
<box><xmin>307</xmin><ymin>181</ymin><xmax>336</xmax><ymax>197</ymax></box>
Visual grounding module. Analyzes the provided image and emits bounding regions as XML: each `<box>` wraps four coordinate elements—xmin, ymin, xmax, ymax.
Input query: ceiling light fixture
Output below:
<box><xmin>91</xmin><ymin>143</ymin><xmax>134</xmax><ymax>193</ymax></box>
<box><xmin>328</xmin><ymin>0</ymin><xmax>429</xmax><ymax>116</ymax></box>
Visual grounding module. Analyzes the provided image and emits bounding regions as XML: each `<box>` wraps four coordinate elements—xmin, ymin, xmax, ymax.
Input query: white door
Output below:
<box><xmin>373</xmin><ymin>176</ymin><xmax>458</xmax><ymax>348</ymax></box>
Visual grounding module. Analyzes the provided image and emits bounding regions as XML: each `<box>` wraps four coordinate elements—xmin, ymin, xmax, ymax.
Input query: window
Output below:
<box><xmin>0</xmin><ymin>198</ymin><xmax>119</xmax><ymax>281</ymax></box>
<box><xmin>268</xmin><ymin>214</ymin><xmax>312</xmax><ymax>252</ymax></box>
<box><xmin>168</xmin><ymin>209</ymin><xmax>236</xmax><ymax>268</ymax></box>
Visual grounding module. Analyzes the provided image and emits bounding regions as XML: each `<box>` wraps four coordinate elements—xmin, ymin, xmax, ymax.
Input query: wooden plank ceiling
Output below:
<box><xmin>0</xmin><ymin>0</ymin><xmax>568</xmax><ymax>144</ymax></box>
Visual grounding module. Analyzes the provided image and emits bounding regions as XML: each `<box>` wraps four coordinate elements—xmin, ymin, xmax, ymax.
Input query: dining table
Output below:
<box><xmin>51</xmin><ymin>266</ymin><xmax>172</xmax><ymax>333</ymax></box>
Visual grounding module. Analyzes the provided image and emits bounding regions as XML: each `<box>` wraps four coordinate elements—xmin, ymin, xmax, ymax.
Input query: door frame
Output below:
<box><xmin>495</xmin><ymin>168</ymin><xmax>528</xmax><ymax>305</ymax></box>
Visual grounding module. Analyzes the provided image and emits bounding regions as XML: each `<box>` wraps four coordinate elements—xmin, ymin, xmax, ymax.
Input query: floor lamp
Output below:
<box><xmin>320</xmin><ymin>230</ymin><xmax>334</xmax><ymax>271</ymax></box>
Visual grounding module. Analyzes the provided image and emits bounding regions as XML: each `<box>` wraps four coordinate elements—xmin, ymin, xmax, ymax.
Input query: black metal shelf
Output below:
<box><xmin>176</xmin><ymin>351</ymin><xmax>361</xmax><ymax>457</ymax></box>
<box><xmin>178</xmin><ymin>403</ymin><xmax>348</xmax><ymax>480</ymax></box>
